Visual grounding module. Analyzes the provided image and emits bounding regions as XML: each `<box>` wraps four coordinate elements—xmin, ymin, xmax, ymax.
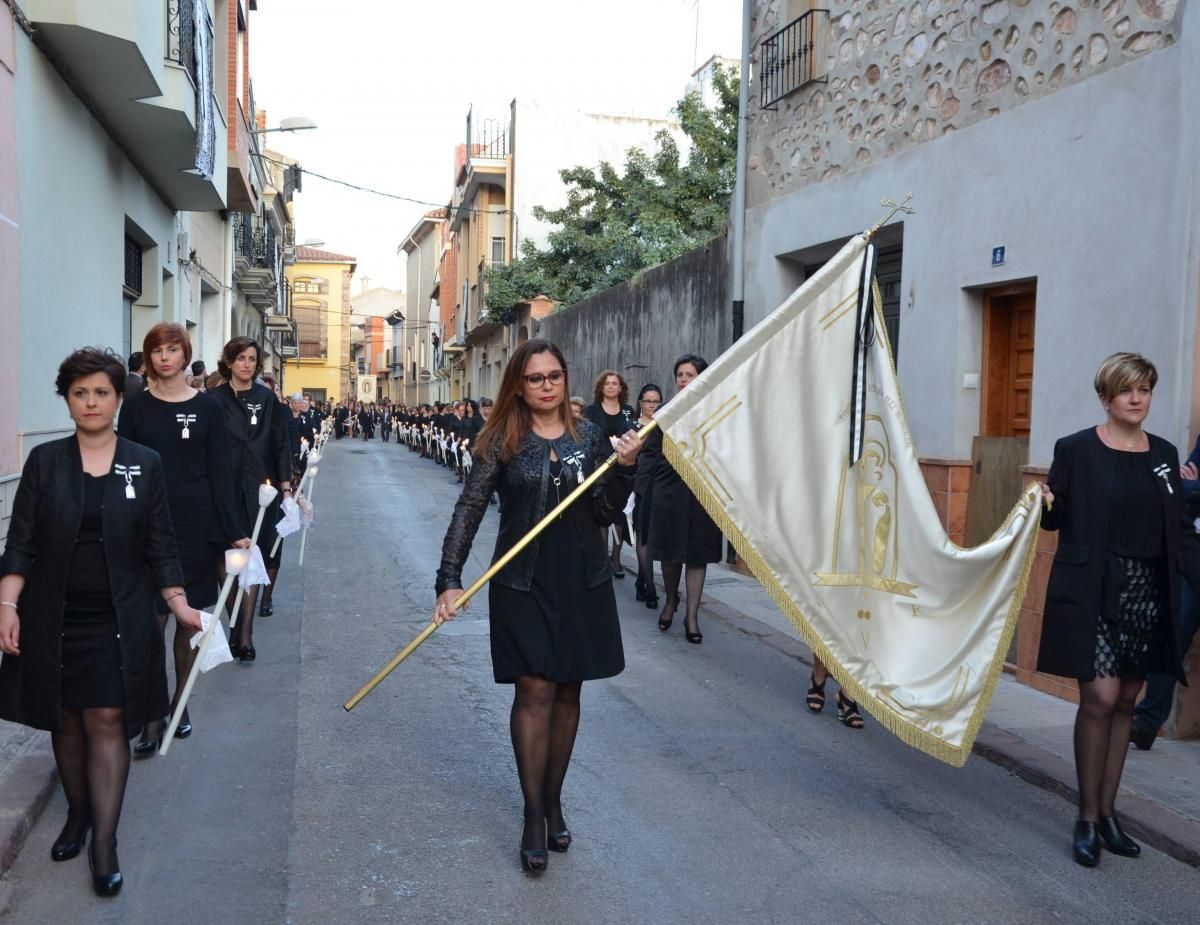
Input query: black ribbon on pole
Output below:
<box><xmin>848</xmin><ymin>242</ymin><xmax>877</xmax><ymax>466</ymax></box>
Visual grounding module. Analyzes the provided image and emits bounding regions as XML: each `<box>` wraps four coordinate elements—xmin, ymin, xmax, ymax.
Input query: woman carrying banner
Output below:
<box><xmin>118</xmin><ymin>323</ymin><xmax>250</xmax><ymax>754</ymax></box>
<box><xmin>585</xmin><ymin>371</ymin><xmax>637</xmax><ymax>577</ymax></box>
<box><xmin>1038</xmin><ymin>352</ymin><xmax>1200</xmax><ymax>867</ymax></box>
<box><xmin>433</xmin><ymin>338</ymin><xmax>642</xmax><ymax>874</ymax></box>
<box><xmin>647</xmin><ymin>354</ymin><xmax>723</xmax><ymax>644</ymax></box>
<box><xmin>211</xmin><ymin>337</ymin><xmax>292</xmax><ymax>660</ymax></box>
<box><xmin>632</xmin><ymin>383</ymin><xmax>663</xmax><ymax>609</ymax></box>
<box><xmin>0</xmin><ymin>348</ymin><xmax>203</xmax><ymax>896</ymax></box>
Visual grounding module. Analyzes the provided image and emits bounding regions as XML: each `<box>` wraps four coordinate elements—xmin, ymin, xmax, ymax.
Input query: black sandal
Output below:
<box><xmin>835</xmin><ymin>690</ymin><xmax>864</xmax><ymax>729</ymax></box>
<box><xmin>806</xmin><ymin>674</ymin><xmax>826</xmax><ymax>713</ymax></box>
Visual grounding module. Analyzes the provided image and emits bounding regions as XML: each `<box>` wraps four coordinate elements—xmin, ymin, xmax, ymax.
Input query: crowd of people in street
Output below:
<box><xmin>0</xmin><ymin>326</ymin><xmax>324</xmax><ymax>897</ymax></box>
<box><xmin>0</xmin><ymin>330</ymin><xmax>1196</xmax><ymax>897</ymax></box>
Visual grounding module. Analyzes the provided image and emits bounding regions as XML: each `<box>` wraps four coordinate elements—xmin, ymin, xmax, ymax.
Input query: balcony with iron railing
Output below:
<box><xmin>234</xmin><ymin>213</ymin><xmax>282</xmax><ymax>310</ymax></box>
<box><xmin>24</xmin><ymin>0</ymin><xmax>225</xmax><ymax>209</ymax></box>
<box><xmin>451</xmin><ymin>107</ymin><xmax>511</xmax><ymax>233</ymax></box>
<box><xmin>759</xmin><ymin>9</ymin><xmax>829</xmax><ymax>110</ymax></box>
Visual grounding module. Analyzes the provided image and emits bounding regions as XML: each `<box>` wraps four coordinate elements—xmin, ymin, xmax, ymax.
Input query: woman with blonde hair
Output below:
<box><xmin>434</xmin><ymin>339</ymin><xmax>643</xmax><ymax>873</ymax></box>
<box><xmin>1039</xmin><ymin>351</ymin><xmax>1200</xmax><ymax>866</ymax></box>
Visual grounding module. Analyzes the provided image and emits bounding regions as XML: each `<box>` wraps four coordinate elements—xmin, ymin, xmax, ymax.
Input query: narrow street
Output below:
<box><xmin>4</xmin><ymin>438</ymin><xmax>1199</xmax><ymax>924</ymax></box>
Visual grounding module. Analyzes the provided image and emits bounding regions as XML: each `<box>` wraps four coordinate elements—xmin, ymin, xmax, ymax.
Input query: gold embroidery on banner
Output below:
<box><xmin>818</xmin><ymin>290</ymin><xmax>860</xmax><ymax>330</ymax></box>
<box><xmin>684</xmin><ymin>396</ymin><xmax>743</xmax><ymax>503</ymax></box>
<box><xmin>816</xmin><ymin>416</ymin><xmax>919</xmax><ymax>598</ymax></box>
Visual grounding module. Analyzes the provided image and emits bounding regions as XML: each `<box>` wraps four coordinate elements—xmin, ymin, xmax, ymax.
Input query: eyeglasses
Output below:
<box><xmin>639</xmin><ymin>398</ymin><xmax>661</xmax><ymax>406</ymax></box>
<box><xmin>522</xmin><ymin>370</ymin><xmax>566</xmax><ymax>388</ymax></box>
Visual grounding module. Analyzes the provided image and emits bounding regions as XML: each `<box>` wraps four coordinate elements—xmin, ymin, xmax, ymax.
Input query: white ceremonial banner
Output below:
<box><xmin>653</xmin><ymin>234</ymin><xmax>1041</xmax><ymax>765</ymax></box>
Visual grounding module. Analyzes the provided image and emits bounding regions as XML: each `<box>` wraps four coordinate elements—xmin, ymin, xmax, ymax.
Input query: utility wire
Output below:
<box><xmin>253</xmin><ymin>153</ymin><xmax>514</xmax><ymax>220</ymax></box>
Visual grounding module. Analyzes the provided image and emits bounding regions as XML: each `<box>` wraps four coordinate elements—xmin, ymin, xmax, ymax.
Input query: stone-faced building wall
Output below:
<box><xmin>748</xmin><ymin>0</ymin><xmax>1185</xmax><ymax>207</ymax></box>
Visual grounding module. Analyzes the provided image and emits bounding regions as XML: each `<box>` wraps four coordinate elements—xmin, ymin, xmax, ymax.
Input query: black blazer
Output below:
<box><xmin>211</xmin><ymin>383</ymin><xmax>291</xmax><ymax>522</ymax></box>
<box><xmin>1038</xmin><ymin>427</ymin><xmax>1200</xmax><ymax>681</ymax></box>
<box><xmin>0</xmin><ymin>437</ymin><xmax>184</xmax><ymax>736</ymax></box>
<box><xmin>436</xmin><ymin>420</ymin><xmax>635</xmax><ymax>595</ymax></box>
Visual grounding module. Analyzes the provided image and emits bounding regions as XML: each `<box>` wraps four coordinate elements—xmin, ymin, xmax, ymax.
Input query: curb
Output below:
<box><xmin>698</xmin><ymin>589</ymin><xmax>1200</xmax><ymax>869</ymax></box>
<box><xmin>0</xmin><ymin>726</ymin><xmax>56</xmax><ymax>877</ymax></box>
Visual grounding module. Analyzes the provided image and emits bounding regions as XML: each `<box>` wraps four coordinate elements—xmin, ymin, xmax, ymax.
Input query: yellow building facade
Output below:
<box><xmin>284</xmin><ymin>246</ymin><xmax>356</xmax><ymax>403</ymax></box>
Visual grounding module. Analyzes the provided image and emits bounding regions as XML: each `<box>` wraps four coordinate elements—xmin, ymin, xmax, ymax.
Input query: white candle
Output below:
<box><xmin>226</xmin><ymin>547</ymin><xmax>250</xmax><ymax>575</ymax></box>
<box><xmin>258</xmin><ymin>482</ymin><xmax>279</xmax><ymax>507</ymax></box>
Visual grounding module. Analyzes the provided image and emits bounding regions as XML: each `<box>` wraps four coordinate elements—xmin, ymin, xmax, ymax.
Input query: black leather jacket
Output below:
<box><xmin>436</xmin><ymin>420</ymin><xmax>635</xmax><ymax>594</ymax></box>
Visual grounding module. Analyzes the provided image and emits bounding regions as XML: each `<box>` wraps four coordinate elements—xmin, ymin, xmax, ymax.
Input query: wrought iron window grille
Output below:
<box><xmin>759</xmin><ymin>9</ymin><xmax>829</xmax><ymax>110</ymax></box>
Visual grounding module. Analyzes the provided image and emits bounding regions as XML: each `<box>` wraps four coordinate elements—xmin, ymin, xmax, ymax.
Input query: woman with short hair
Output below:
<box><xmin>1039</xmin><ymin>351</ymin><xmax>1200</xmax><ymax>866</ymax></box>
<box><xmin>118</xmin><ymin>323</ymin><xmax>250</xmax><ymax>754</ymax></box>
<box><xmin>210</xmin><ymin>337</ymin><xmax>292</xmax><ymax>659</ymax></box>
<box><xmin>434</xmin><ymin>339</ymin><xmax>642</xmax><ymax>874</ymax></box>
<box><xmin>0</xmin><ymin>348</ymin><xmax>203</xmax><ymax>896</ymax></box>
<box><xmin>646</xmin><ymin>354</ymin><xmax>723</xmax><ymax>644</ymax></box>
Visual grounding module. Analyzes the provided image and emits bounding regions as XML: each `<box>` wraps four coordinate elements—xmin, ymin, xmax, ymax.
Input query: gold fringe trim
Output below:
<box><xmin>661</xmin><ymin>432</ymin><xmax>1040</xmax><ymax>769</ymax></box>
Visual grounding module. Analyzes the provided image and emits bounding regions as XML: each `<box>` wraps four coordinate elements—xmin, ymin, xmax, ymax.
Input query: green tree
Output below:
<box><xmin>484</xmin><ymin>65</ymin><xmax>739</xmax><ymax>322</ymax></box>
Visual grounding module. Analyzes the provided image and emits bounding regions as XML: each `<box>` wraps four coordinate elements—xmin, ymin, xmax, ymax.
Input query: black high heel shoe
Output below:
<box><xmin>240</xmin><ymin>644</ymin><xmax>256</xmax><ymax>662</ymax></box>
<box><xmin>1073</xmin><ymin>820</ymin><xmax>1101</xmax><ymax>867</ymax></box>
<box><xmin>547</xmin><ymin>828</ymin><xmax>572</xmax><ymax>853</ymax></box>
<box><xmin>684</xmin><ymin>615</ymin><xmax>703</xmax><ymax>645</ymax></box>
<box><xmin>1098</xmin><ymin>815</ymin><xmax>1140</xmax><ymax>857</ymax></box>
<box><xmin>635</xmin><ymin>577</ymin><xmax>647</xmax><ymax>601</ymax></box>
<box><xmin>658</xmin><ymin>593</ymin><xmax>679</xmax><ymax>632</ymax></box>
<box><xmin>133</xmin><ymin>733</ymin><xmax>161</xmax><ymax>759</ymax></box>
<box><xmin>50</xmin><ymin>819</ymin><xmax>89</xmax><ymax>862</ymax></box>
<box><xmin>520</xmin><ymin>825</ymin><xmax>548</xmax><ymax>874</ymax></box>
<box><xmin>89</xmin><ymin>841</ymin><xmax>123</xmax><ymax>897</ymax></box>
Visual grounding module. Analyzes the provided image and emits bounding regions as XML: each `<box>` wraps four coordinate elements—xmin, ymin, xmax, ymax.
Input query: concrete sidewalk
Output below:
<box><xmin>675</xmin><ymin>557</ymin><xmax>1200</xmax><ymax>868</ymax></box>
<box><xmin>0</xmin><ymin>720</ymin><xmax>54</xmax><ymax>880</ymax></box>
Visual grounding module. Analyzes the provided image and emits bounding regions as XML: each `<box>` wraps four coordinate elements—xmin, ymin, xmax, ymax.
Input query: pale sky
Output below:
<box><xmin>252</xmin><ymin>0</ymin><xmax>741</xmax><ymax>293</ymax></box>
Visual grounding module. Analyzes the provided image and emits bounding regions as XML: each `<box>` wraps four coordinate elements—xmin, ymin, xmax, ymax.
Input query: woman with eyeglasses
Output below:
<box><xmin>646</xmin><ymin>354</ymin><xmax>723</xmax><ymax>644</ymax></box>
<box><xmin>632</xmin><ymin>383</ymin><xmax>663</xmax><ymax>609</ymax></box>
<box><xmin>434</xmin><ymin>338</ymin><xmax>643</xmax><ymax>875</ymax></box>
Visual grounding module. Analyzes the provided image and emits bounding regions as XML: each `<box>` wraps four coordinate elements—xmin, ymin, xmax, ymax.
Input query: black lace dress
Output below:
<box><xmin>1096</xmin><ymin>447</ymin><xmax>1169</xmax><ymax>679</ymax></box>
<box><xmin>487</xmin><ymin>459</ymin><xmax>625</xmax><ymax>684</ymax></box>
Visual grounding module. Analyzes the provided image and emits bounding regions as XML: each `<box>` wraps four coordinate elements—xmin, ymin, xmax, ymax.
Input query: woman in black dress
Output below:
<box><xmin>584</xmin><ymin>371</ymin><xmax>636</xmax><ymax>576</ymax></box>
<box><xmin>0</xmin><ymin>348</ymin><xmax>203</xmax><ymax>896</ymax></box>
<box><xmin>210</xmin><ymin>338</ymin><xmax>293</xmax><ymax>660</ymax></box>
<box><xmin>434</xmin><ymin>339</ymin><xmax>642</xmax><ymax>874</ymax></box>
<box><xmin>118</xmin><ymin>323</ymin><xmax>250</xmax><ymax>753</ymax></box>
<box><xmin>631</xmin><ymin>383</ymin><xmax>663</xmax><ymax>609</ymax></box>
<box><xmin>648</xmin><ymin>354</ymin><xmax>723</xmax><ymax>644</ymax></box>
<box><xmin>1038</xmin><ymin>352</ymin><xmax>1200</xmax><ymax>866</ymax></box>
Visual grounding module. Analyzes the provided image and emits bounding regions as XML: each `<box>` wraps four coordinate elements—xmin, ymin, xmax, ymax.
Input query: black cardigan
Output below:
<box><xmin>436</xmin><ymin>420</ymin><xmax>634</xmax><ymax>594</ymax></box>
<box><xmin>0</xmin><ymin>436</ymin><xmax>184</xmax><ymax>736</ymax></box>
<box><xmin>211</xmin><ymin>383</ymin><xmax>292</xmax><ymax>521</ymax></box>
<box><xmin>1038</xmin><ymin>427</ymin><xmax>1200</xmax><ymax>681</ymax></box>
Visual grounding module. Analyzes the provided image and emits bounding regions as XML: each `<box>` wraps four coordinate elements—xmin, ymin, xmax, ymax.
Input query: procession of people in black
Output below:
<box><xmin>0</xmin><ymin>327</ymin><xmax>325</xmax><ymax>897</ymax></box>
<box><xmin>0</xmin><ymin>331</ymin><xmax>1194</xmax><ymax>895</ymax></box>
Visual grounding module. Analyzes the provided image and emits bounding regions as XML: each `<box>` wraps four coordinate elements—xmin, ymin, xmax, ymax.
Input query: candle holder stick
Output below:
<box><xmin>160</xmin><ymin>551</ymin><xmax>246</xmax><ymax>754</ymax></box>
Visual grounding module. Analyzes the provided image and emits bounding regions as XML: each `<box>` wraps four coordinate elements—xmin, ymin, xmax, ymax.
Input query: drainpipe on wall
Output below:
<box><xmin>730</xmin><ymin>0</ymin><xmax>752</xmax><ymax>344</ymax></box>
<box><xmin>727</xmin><ymin>0</ymin><xmax>753</xmax><ymax>565</ymax></box>
<box><xmin>223</xmin><ymin>218</ymin><xmax>234</xmax><ymax>343</ymax></box>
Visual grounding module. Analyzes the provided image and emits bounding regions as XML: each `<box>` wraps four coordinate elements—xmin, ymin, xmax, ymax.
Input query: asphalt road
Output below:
<box><xmin>3</xmin><ymin>437</ymin><xmax>1199</xmax><ymax>924</ymax></box>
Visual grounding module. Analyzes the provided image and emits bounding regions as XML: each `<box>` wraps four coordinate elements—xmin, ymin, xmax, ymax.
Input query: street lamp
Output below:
<box><xmin>251</xmin><ymin>116</ymin><xmax>318</xmax><ymax>135</ymax></box>
<box><xmin>302</xmin><ymin>238</ymin><xmax>326</xmax><ymax>248</ymax></box>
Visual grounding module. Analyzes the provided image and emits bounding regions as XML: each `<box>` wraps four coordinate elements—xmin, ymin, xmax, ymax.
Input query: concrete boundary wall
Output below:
<box><xmin>536</xmin><ymin>236</ymin><xmax>730</xmax><ymax>403</ymax></box>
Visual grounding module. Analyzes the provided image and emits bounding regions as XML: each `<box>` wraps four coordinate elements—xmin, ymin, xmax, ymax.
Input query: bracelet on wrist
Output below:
<box><xmin>0</xmin><ymin>601</ymin><xmax>18</xmax><ymax>609</ymax></box>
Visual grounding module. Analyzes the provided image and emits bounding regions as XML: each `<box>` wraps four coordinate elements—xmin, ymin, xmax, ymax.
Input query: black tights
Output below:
<box><xmin>636</xmin><ymin>537</ymin><xmax>654</xmax><ymax>590</ymax></box>
<box><xmin>232</xmin><ymin>580</ymin><xmax>259</xmax><ymax>651</ymax></box>
<box><xmin>139</xmin><ymin>612</ymin><xmax>198</xmax><ymax>743</ymax></box>
<box><xmin>510</xmin><ymin>676</ymin><xmax>582</xmax><ymax>851</ymax></box>
<box><xmin>52</xmin><ymin>707</ymin><xmax>128</xmax><ymax>875</ymax></box>
<box><xmin>660</xmin><ymin>561</ymin><xmax>708</xmax><ymax>635</ymax></box>
<box><xmin>1074</xmin><ymin>676</ymin><xmax>1142</xmax><ymax>821</ymax></box>
<box><xmin>259</xmin><ymin>565</ymin><xmax>280</xmax><ymax>610</ymax></box>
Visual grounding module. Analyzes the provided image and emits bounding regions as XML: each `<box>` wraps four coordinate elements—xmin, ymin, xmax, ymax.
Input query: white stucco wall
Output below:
<box><xmin>15</xmin><ymin>33</ymin><xmax>178</xmax><ymax>450</ymax></box>
<box><xmin>744</xmin><ymin>18</ymin><xmax>1199</xmax><ymax>467</ymax></box>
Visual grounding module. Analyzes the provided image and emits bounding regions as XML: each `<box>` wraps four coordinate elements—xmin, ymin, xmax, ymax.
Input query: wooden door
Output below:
<box><xmin>981</xmin><ymin>286</ymin><xmax>1037</xmax><ymax>439</ymax></box>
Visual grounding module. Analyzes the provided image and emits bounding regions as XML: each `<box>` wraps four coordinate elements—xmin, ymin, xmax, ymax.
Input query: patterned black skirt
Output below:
<box><xmin>1094</xmin><ymin>556</ymin><xmax>1168</xmax><ymax>680</ymax></box>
